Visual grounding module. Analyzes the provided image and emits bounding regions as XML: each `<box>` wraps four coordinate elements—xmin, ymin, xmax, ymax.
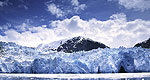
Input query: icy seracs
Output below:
<box><xmin>0</xmin><ymin>41</ymin><xmax>150</xmax><ymax>73</ymax></box>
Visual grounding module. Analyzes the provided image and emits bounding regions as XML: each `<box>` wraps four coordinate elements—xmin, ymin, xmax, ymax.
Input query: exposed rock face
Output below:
<box><xmin>57</xmin><ymin>36</ymin><xmax>109</xmax><ymax>53</ymax></box>
<box><xmin>134</xmin><ymin>38</ymin><xmax>150</xmax><ymax>48</ymax></box>
<box><xmin>118</xmin><ymin>66</ymin><xmax>127</xmax><ymax>73</ymax></box>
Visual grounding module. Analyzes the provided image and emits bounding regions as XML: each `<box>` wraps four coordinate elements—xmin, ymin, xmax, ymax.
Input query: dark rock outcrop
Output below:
<box><xmin>57</xmin><ymin>36</ymin><xmax>109</xmax><ymax>53</ymax></box>
<box><xmin>134</xmin><ymin>38</ymin><xmax>150</xmax><ymax>48</ymax></box>
<box><xmin>118</xmin><ymin>66</ymin><xmax>127</xmax><ymax>73</ymax></box>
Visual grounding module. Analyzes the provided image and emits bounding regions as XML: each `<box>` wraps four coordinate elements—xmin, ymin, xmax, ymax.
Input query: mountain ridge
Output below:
<box><xmin>57</xmin><ymin>36</ymin><xmax>109</xmax><ymax>53</ymax></box>
<box><xmin>134</xmin><ymin>38</ymin><xmax>150</xmax><ymax>48</ymax></box>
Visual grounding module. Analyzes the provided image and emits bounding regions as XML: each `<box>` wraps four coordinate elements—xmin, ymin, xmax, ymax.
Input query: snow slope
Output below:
<box><xmin>0</xmin><ymin>41</ymin><xmax>150</xmax><ymax>73</ymax></box>
<box><xmin>37</xmin><ymin>39</ymin><xmax>67</xmax><ymax>51</ymax></box>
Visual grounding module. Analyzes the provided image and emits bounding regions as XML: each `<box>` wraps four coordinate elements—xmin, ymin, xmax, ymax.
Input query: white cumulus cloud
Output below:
<box><xmin>47</xmin><ymin>3</ymin><xmax>65</xmax><ymax>18</ymax></box>
<box><xmin>109</xmin><ymin>0</ymin><xmax>150</xmax><ymax>11</ymax></box>
<box><xmin>0</xmin><ymin>27</ymin><xmax>58</xmax><ymax>47</ymax></box>
<box><xmin>0</xmin><ymin>13</ymin><xmax>150</xmax><ymax>48</ymax></box>
<box><xmin>71</xmin><ymin>0</ymin><xmax>86</xmax><ymax>12</ymax></box>
<box><xmin>46</xmin><ymin>0</ymin><xmax>86</xmax><ymax>18</ymax></box>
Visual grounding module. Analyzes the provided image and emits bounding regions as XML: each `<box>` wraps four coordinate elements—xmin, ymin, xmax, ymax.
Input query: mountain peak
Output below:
<box><xmin>134</xmin><ymin>38</ymin><xmax>150</xmax><ymax>48</ymax></box>
<box><xmin>57</xmin><ymin>36</ymin><xmax>109</xmax><ymax>53</ymax></box>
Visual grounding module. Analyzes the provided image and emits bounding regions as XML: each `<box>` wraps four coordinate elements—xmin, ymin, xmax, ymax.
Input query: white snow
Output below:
<box><xmin>37</xmin><ymin>39</ymin><xmax>67</xmax><ymax>51</ymax></box>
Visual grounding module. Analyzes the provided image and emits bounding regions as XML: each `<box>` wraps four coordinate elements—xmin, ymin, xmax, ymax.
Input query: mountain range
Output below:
<box><xmin>1</xmin><ymin>36</ymin><xmax>150</xmax><ymax>53</ymax></box>
<box><xmin>38</xmin><ymin>36</ymin><xmax>150</xmax><ymax>53</ymax></box>
<box><xmin>37</xmin><ymin>36</ymin><xmax>109</xmax><ymax>53</ymax></box>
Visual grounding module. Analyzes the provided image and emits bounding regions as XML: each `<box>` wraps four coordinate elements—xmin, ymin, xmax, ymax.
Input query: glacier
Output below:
<box><xmin>0</xmin><ymin>42</ymin><xmax>150</xmax><ymax>73</ymax></box>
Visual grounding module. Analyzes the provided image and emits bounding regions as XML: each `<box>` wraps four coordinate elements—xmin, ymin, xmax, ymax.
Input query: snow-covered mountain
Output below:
<box><xmin>0</xmin><ymin>41</ymin><xmax>150</xmax><ymax>73</ymax></box>
<box><xmin>37</xmin><ymin>39</ymin><xmax>67</xmax><ymax>52</ymax></box>
<box><xmin>57</xmin><ymin>36</ymin><xmax>109</xmax><ymax>53</ymax></box>
<box><xmin>134</xmin><ymin>38</ymin><xmax>150</xmax><ymax>48</ymax></box>
<box><xmin>37</xmin><ymin>36</ymin><xmax>109</xmax><ymax>53</ymax></box>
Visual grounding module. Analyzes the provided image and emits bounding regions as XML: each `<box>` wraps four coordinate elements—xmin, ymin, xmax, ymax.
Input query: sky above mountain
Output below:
<box><xmin>0</xmin><ymin>0</ymin><xmax>150</xmax><ymax>48</ymax></box>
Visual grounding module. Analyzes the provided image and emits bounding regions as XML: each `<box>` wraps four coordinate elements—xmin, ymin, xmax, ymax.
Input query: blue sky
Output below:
<box><xmin>0</xmin><ymin>0</ymin><xmax>150</xmax><ymax>48</ymax></box>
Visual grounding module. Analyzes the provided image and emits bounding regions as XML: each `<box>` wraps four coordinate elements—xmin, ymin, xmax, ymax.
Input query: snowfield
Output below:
<box><xmin>0</xmin><ymin>42</ymin><xmax>150</xmax><ymax>74</ymax></box>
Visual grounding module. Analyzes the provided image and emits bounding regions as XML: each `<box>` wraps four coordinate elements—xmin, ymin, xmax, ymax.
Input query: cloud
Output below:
<box><xmin>71</xmin><ymin>0</ymin><xmax>79</xmax><ymax>6</ymax></box>
<box><xmin>109</xmin><ymin>0</ymin><xmax>150</xmax><ymax>11</ymax></box>
<box><xmin>0</xmin><ymin>0</ymin><xmax>8</xmax><ymax>7</ymax></box>
<box><xmin>0</xmin><ymin>13</ymin><xmax>150</xmax><ymax>48</ymax></box>
<box><xmin>14</xmin><ymin>22</ymin><xmax>32</xmax><ymax>32</ymax></box>
<box><xmin>0</xmin><ymin>23</ymin><xmax>11</xmax><ymax>32</ymax></box>
<box><xmin>51</xmin><ymin>13</ymin><xmax>150</xmax><ymax>48</ymax></box>
<box><xmin>46</xmin><ymin>0</ymin><xmax>86</xmax><ymax>18</ymax></box>
<box><xmin>18</xmin><ymin>4</ymin><xmax>28</xmax><ymax>10</ymax></box>
<box><xmin>47</xmin><ymin>3</ymin><xmax>65</xmax><ymax>18</ymax></box>
<box><xmin>0</xmin><ymin>27</ymin><xmax>58</xmax><ymax>47</ymax></box>
<box><xmin>0</xmin><ymin>1</ymin><xmax>4</xmax><ymax>7</ymax></box>
<box><xmin>71</xmin><ymin>0</ymin><xmax>86</xmax><ymax>12</ymax></box>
